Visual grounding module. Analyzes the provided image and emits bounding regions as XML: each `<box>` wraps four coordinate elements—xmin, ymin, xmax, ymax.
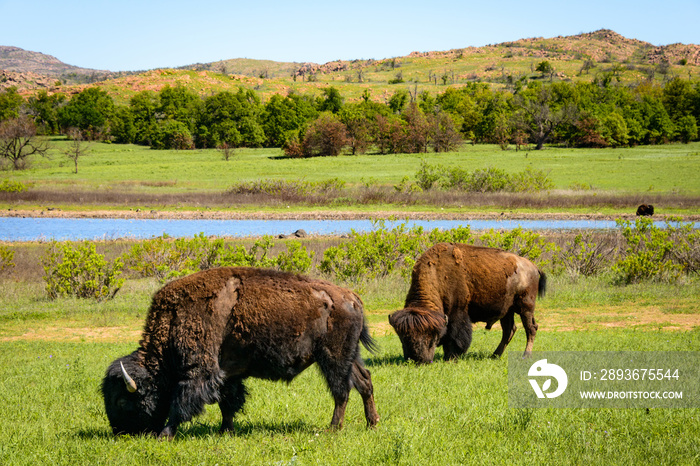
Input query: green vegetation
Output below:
<box><xmin>1</xmin><ymin>242</ymin><xmax>699</xmax><ymax>464</ymax></box>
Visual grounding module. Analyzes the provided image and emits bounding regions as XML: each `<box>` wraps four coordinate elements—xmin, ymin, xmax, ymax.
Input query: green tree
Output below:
<box><xmin>157</xmin><ymin>84</ymin><xmax>202</xmax><ymax>134</ymax></box>
<box><xmin>318</xmin><ymin>86</ymin><xmax>344</xmax><ymax>114</ymax></box>
<box><xmin>0</xmin><ymin>87</ymin><xmax>23</xmax><ymax>121</ymax></box>
<box><xmin>196</xmin><ymin>88</ymin><xmax>264</xmax><ymax>148</ymax></box>
<box><xmin>388</xmin><ymin>89</ymin><xmax>409</xmax><ymax>113</ymax></box>
<box><xmin>57</xmin><ymin>87</ymin><xmax>114</xmax><ymax>138</ymax></box>
<box><xmin>129</xmin><ymin>91</ymin><xmax>159</xmax><ymax>145</ymax></box>
<box><xmin>26</xmin><ymin>90</ymin><xmax>65</xmax><ymax>134</ymax></box>
<box><xmin>262</xmin><ymin>93</ymin><xmax>318</xmax><ymax>147</ymax></box>
<box><xmin>677</xmin><ymin>115</ymin><xmax>698</xmax><ymax>143</ymax></box>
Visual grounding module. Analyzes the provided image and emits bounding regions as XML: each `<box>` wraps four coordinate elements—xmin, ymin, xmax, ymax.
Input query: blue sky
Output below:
<box><xmin>1</xmin><ymin>0</ymin><xmax>698</xmax><ymax>71</ymax></box>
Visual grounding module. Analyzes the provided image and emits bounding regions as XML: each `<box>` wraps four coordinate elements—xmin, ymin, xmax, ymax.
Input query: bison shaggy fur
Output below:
<box><xmin>389</xmin><ymin>243</ymin><xmax>546</xmax><ymax>363</ymax></box>
<box><xmin>102</xmin><ymin>267</ymin><xmax>379</xmax><ymax>439</ymax></box>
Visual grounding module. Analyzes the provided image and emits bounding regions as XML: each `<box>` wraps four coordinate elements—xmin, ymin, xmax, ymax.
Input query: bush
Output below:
<box><xmin>319</xmin><ymin>220</ymin><xmax>475</xmax><ymax>283</ymax></box>
<box><xmin>415</xmin><ymin>160</ymin><xmax>443</xmax><ymax>191</ymax></box>
<box><xmin>611</xmin><ymin>217</ymin><xmax>690</xmax><ymax>284</ymax></box>
<box><xmin>0</xmin><ymin>245</ymin><xmax>15</xmax><ymax>273</ymax></box>
<box><xmin>122</xmin><ymin>233</ymin><xmax>223</xmax><ymax>281</ymax></box>
<box><xmin>42</xmin><ymin>241</ymin><xmax>124</xmax><ymax>300</ymax></box>
<box><xmin>556</xmin><ymin>232</ymin><xmax>615</xmax><ymax>278</ymax></box>
<box><xmin>319</xmin><ymin>220</ymin><xmax>428</xmax><ymax>282</ymax></box>
<box><xmin>477</xmin><ymin>227</ymin><xmax>553</xmax><ymax>265</ymax></box>
<box><xmin>276</xmin><ymin>241</ymin><xmax>315</xmax><ymax>274</ymax></box>
<box><xmin>415</xmin><ymin>163</ymin><xmax>553</xmax><ymax>193</ymax></box>
<box><xmin>0</xmin><ymin>178</ymin><xmax>27</xmax><ymax>192</ymax></box>
<box><xmin>215</xmin><ymin>236</ymin><xmax>276</xmax><ymax>269</ymax></box>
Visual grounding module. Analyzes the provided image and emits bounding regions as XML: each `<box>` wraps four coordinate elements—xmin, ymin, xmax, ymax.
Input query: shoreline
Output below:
<box><xmin>3</xmin><ymin>208</ymin><xmax>699</xmax><ymax>222</ymax></box>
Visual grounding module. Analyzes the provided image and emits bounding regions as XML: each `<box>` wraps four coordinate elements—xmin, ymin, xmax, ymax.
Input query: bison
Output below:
<box><xmin>636</xmin><ymin>204</ymin><xmax>654</xmax><ymax>216</ymax></box>
<box><xmin>389</xmin><ymin>243</ymin><xmax>546</xmax><ymax>363</ymax></box>
<box><xmin>102</xmin><ymin>267</ymin><xmax>379</xmax><ymax>439</ymax></box>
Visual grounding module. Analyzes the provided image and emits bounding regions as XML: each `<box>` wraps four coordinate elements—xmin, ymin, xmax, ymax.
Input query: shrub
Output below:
<box><xmin>611</xmin><ymin>217</ymin><xmax>688</xmax><ymax>284</ymax></box>
<box><xmin>508</xmin><ymin>167</ymin><xmax>554</xmax><ymax>192</ymax></box>
<box><xmin>415</xmin><ymin>163</ymin><xmax>553</xmax><ymax>193</ymax></box>
<box><xmin>42</xmin><ymin>241</ymin><xmax>124</xmax><ymax>300</ymax></box>
<box><xmin>477</xmin><ymin>227</ymin><xmax>553</xmax><ymax>265</ymax></box>
<box><xmin>556</xmin><ymin>232</ymin><xmax>615</xmax><ymax>278</ymax></box>
<box><xmin>319</xmin><ymin>220</ymin><xmax>427</xmax><ymax>282</ymax></box>
<box><xmin>215</xmin><ymin>236</ymin><xmax>276</xmax><ymax>269</ymax></box>
<box><xmin>276</xmin><ymin>241</ymin><xmax>315</xmax><ymax>274</ymax></box>
<box><xmin>0</xmin><ymin>245</ymin><xmax>15</xmax><ymax>273</ymax></box>
<box><xmin>319</xmin><ymin>221</ymin><xmax>475</xmax><ymax>283</ymax></box>
<box><xmin>122</xmin><ymin>233</ymin><xmax>224</xmax><ymax>281</ymax></box>
<box><xmin>415</xmin><ymin>160</ymin><xmax>443</xmax><ymax>191</ymax></box>
<box><xmin>0</xmin><ymin>178</ymin><xmax>27</xmax><ymax>192</ymax></box>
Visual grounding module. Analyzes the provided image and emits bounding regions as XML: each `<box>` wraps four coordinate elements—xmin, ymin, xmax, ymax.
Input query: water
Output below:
<box><xmin>0</xmin><ymin>216</ymin><xmax>626</xmax><ymax>242</ymax></box>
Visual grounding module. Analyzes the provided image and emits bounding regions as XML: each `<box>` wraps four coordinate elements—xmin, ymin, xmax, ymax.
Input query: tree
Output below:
<box><xmin>0</xmin><ymin>116</ymin><xmax>51</xmax><ymax>169</ymax></box>
<box><xmin>0</xmin><ymin>87</ymin><xmax>24</xmax><ymax>121</ymax></box>
<box><xmin>512</xmin><ymin>84</ymin><xmax>574</xmax><ymax>150</ymax></box>
<box><xmin>63</xmin><ymin>127</ymin><xmax>92</xmax><ymax>173</ymax></box>
<box><xmin>57</xmin><ymin>87</ymin><xmax>114</xmax><ymax>139</ymax></box>
<box><xmin>318</xmin><ymin>87</ymin><xmax>344</xmax><ymax>114</ymax></box>
<box><xmin>26</xmin><ymin>90</ymin><xmax>65</xmax><ymax>135</ymax></box>
<box><xmin>429</xmin><ymin>110</ymin><xmax>463</xmax><ymax>152</ymax></box>
<box><xmin>301</xmin><ymin>112</ymin><xmax>347</xmax><ymax>157</ymax></box>
<box><xmin>536</xmin><ymin>61</ymin><xmax>554</xmax><ymax>80</ymax></box>
<box><xmin>217</xmin><ymin>141</ymin><xmax>235</xmax><ymax>161</ymax></box>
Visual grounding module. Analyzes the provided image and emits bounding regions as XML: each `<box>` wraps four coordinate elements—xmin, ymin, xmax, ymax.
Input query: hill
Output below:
<box><xmin>1</xmin><ymin>30</ymin><xmax>699</xmax><ymax>102</ymax></box>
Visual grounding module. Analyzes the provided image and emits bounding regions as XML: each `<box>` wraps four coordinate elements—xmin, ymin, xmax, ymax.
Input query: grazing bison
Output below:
<box><xmin>636</xmin><ymin>204</ymin><xmax>654</xmax><ymax>216</ymax></box>
<box><xmin>102</xmin><ymin>267</ymin><xmax>379</xmax><ymax>439</ymax></box>
<box><xmin>389</xmin><ymin>243</ymin><xmax>546</xmax><ymax>363</ymax></box>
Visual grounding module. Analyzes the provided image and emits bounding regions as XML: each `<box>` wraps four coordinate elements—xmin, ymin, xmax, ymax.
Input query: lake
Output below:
<box><xmin>0</xmin><ymin>217</ymin><xmax>626</xmax><ymax>242</ymax></box>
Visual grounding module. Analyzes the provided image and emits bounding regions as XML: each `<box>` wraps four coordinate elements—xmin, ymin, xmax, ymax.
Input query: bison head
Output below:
<box><xmin>101</xmin><ymin>352</ymin><xmax>169</xmax><ymax>436</ymax></box>
<box><xmin>388</xmin><ymin>308</ymin><xmax>448</xmax><ymax>363</ymax></box>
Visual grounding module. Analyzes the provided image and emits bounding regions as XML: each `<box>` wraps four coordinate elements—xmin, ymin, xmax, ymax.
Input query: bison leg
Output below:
<box><xmin>492</xmin><ymin>311</ymin><xmax>516</xmax><ymax>358</ymax></box>
<box><xmin>159</xmin><ymin>375</ymin><xmax>223</xmax><ymax>439</ymax></box>
<box><xmin>350</xmin><ymin>359</ymin><xmax>379</xmax><ymax>428</ymax></box>
<box><xmin>519</xmin><ymin>310</ymin><xmax>538</xmax><ymax>357</ymax></box>
<box><xmin>442</xmin><ymin>311</ymin><xmax>473</xmax><ymax>361</ymax></box>
<box><xmin>219</xmin><ymin>378</ymin><xmax>247</xmax><ymax>433</ymax></box>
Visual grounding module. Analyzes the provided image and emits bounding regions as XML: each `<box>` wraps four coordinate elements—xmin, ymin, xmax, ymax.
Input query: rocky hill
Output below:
<box><xmin>1</xmin><ymin>30</ymin><xmax>698</xmax><ymax>98</ymax></box>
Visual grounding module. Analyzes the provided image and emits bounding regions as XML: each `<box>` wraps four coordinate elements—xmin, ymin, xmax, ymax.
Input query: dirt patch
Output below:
<box><xmin>1</xmin><ymin>326</ymin><xmax>141</xmax><ymax>343</ymax></box>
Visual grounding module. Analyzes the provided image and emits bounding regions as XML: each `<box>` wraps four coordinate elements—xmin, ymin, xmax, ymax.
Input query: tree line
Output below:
<box><xmin>1</xmin><ymin>76</ymin><xmax>699</xmax><ymax>168</ymax></box>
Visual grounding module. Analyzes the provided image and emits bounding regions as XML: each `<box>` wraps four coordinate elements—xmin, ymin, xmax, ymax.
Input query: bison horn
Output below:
<box><xmin>120</xmin><ymin>361</ymin><xmax>138</xmax><ymax>393</ymax></box>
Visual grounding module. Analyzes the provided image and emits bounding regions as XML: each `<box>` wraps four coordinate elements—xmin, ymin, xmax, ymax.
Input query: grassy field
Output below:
<box><xmin>1</xmin><ymin>272</ymin><xmax>699</xmax><ymax>465</ymax></box>
<box><xmin>2</xmin><ymin>140</ymin><xmax>700</xmax><ymax>216</ymax></box>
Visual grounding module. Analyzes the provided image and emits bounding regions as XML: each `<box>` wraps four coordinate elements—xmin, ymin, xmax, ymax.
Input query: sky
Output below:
<box><xmin>1</xmin><ymin>0</ymin><xmax>699</xmax><ymax>72</ymax></box>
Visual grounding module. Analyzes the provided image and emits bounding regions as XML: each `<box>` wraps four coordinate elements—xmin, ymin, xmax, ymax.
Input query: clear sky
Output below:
<box><xmin>1</xmin><ymin>0</ymin><xmax>698</xmax><ymax>72</ymax></box>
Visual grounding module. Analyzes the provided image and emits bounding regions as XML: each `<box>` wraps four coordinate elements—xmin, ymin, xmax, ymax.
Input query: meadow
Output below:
<box><xmin>1</xmin><ymin>232</ymin><xmax>699</xmax><ymax>464</ymax></box>
<box><xmin>1</xmin><ymin>138</ymin><xmax>699</xmax><ymax>464</ymax></box>
<box><xmin>2</xmin><ymin>140</ymin><xmax>700</xmax><ymax>216</ymax></box>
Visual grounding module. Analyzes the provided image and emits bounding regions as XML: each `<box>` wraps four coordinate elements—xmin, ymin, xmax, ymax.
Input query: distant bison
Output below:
<box><xmin>389</xmin><ymin>243</ymin><xmax>546</xmax><ymax>363</ymax></box>
<box><xmin>636</xmin><ymin>204</ymin><xmax>654</xmax><ymax>216</ymax></box>
<box><xmin>102</xmin><ymin>267</ymin><xmax>379</xmax><ymax>439</ymax></box>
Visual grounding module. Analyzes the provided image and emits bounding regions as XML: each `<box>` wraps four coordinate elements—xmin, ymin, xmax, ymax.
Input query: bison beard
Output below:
<box><xmin>389</xmin><ymin>243</ymin><xmax>546</xmax><ymax>363</ymax></box>
<box><xmin>102</xmin><ymin>267</ymin><xmax>379</xmax><ymax>439</ymax></box>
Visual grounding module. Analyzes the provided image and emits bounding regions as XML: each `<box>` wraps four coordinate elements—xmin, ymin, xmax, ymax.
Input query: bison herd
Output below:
<box><xmin>102</xmin><ymin>243</ymin><xmax>546</xmax><ymax>439</ymax></box>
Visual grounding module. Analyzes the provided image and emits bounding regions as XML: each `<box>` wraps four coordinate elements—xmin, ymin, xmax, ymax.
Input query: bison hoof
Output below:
<box><xmin>157</xmin><ymin>426</ymin><xmax>177</xmax><ymax>440</ymax></box>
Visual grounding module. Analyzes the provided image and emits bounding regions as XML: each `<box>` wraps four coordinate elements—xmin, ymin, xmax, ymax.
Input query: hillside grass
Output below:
<box><xmin>1</xmin><ymin>273</ymin><xmax>699</xmax><ymax>465</ymax></box>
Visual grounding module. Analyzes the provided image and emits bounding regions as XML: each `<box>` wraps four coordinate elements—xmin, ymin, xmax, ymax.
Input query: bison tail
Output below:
<box><xmin>360</xmin><ymin>323</ymin><xmax>380</xmax><ymax>355</ymax></box>
<box><xmin>538</xmin><ymin>270</ymin><xmax>547</xmax><ymax>298</ymax></box>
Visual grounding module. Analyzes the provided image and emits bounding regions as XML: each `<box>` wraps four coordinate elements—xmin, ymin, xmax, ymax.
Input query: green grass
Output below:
<box><xmin>1</xmin><ymin>332</ymin><xmax>699</xmax><ymax>465</ymax></box>
<box><xmin>1</xmin><ymin>271</ymin><xmax>699</xmax><ymax>464</ymax></box>
<box><xmin>7</xmin><ymin>140</ymin><xmax>699</xmax><ymax>193</ymax></box>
